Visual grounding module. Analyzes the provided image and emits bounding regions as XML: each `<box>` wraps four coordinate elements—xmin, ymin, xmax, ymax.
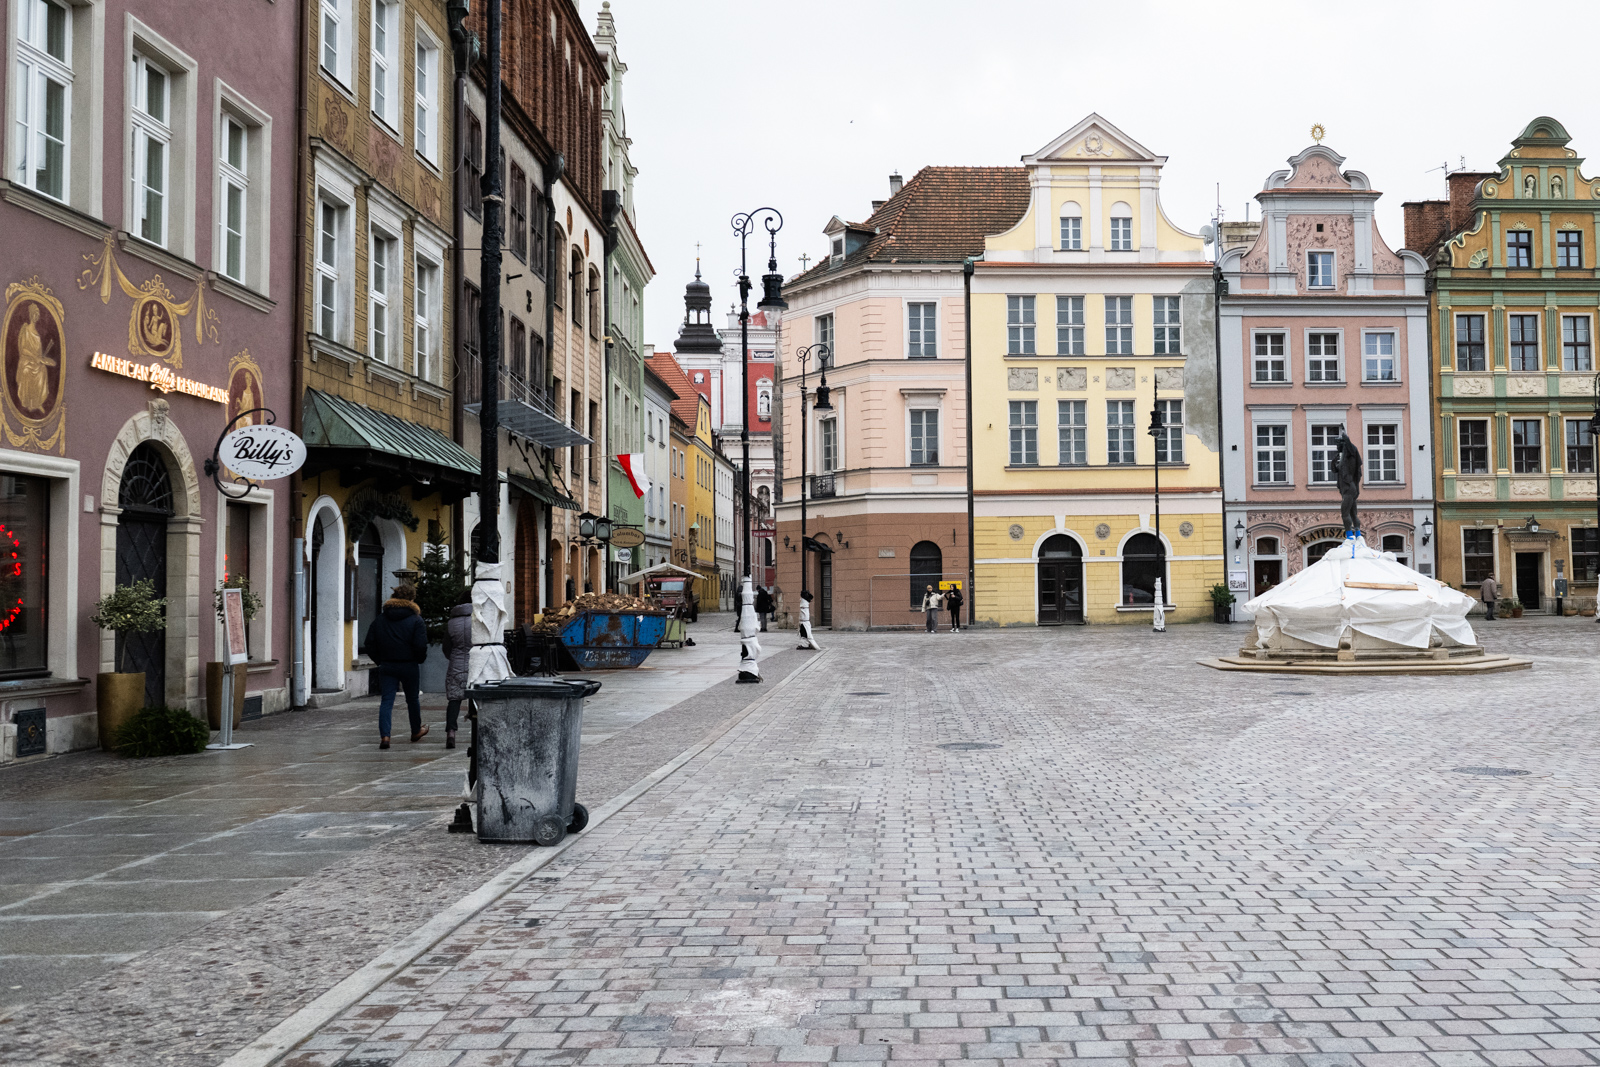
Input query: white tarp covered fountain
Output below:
<box><xmin>1241</xmin><ymin>534</ymin><xmax>1478</xmax><ymax>659</ymax></box>
<box><xmin>1203</xmin><ymin>533</ymin><xmax>1528</xmax><ymax>673</ymax></box>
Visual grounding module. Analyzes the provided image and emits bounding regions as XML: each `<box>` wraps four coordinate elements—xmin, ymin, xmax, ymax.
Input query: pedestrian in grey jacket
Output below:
<box><xmin>921</xmin><ymin>585</ymin><xmax>943</xmax><ymax>633</ymax></box>
<box><xmin>442</xmin><ymin>596</ymin><xmax>472</xmax><ymax>749</ymax></box>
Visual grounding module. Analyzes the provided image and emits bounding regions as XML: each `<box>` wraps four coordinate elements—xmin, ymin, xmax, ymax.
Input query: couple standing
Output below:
<box><xmin>920</xmin><ymin>584</ymin><xmax>964</xmax><ymax>633</ymax></box>
<box><xmin>363</xmin><ymin>584</ymin><xmax>471</xmax><ymax>750</ymax></box>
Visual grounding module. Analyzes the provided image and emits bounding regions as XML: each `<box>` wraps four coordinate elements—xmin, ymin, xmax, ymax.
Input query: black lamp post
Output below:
<box><xmin>795</xmin><ymin>343</ymin><xmax>832</xmax><ymax>602</ymax></box>
<box><xmin>732</xmin><ymin>208</ymin><xmax>785</xmax><ymax>606</ymax></box>
<box><xmin>1148</xmin><ymin>405</ymin><xmax>1166</xmax><ymax>607</ymax></box>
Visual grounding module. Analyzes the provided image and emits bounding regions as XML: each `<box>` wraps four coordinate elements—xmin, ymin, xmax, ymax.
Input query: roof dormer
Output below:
<box><xmin>823</xmin><ymin>215</ymin><xmax>876</xmax><ymax>265</ymax></box>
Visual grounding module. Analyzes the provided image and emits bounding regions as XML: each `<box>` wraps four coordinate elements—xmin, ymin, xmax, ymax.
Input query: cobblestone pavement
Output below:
<box><xmin>266</xmin><ymin>616</ymin><xmax>1600</xmax><ymax>1067</ymax></box>
<box><xmin>0</xmin><ymin>617</ymin><xmax>794</xmax><ymax>1067</ymax></box>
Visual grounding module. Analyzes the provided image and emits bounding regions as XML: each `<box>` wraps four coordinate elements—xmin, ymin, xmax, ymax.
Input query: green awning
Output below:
<box><xmin>302</xmin><ymin>388</ymin><xmax>479</xmax><ymax>477</ymax></box>
<box><xmin>508</xmin><ymin>471</ymin><xmax>580</xmax><ymax>511</ymax></box>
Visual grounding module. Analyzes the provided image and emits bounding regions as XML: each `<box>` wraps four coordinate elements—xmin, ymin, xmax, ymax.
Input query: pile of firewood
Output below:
<box><xmin>528</xmin><ymin>592</ymin><xmax>663</xmax><ymax>633</ymax></box>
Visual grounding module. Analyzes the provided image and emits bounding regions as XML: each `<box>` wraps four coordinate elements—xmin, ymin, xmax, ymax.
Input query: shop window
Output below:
<box><xmin>0</xmin><ymin>475</ymin><xmax>49</xmax><ymax>675</ymax></box>
<box><xmin>1121</xmin><ymin>532</ymin><xmax>1165</xmax><ymax>606</ymax></box>
<box><xmin>1573</xmin><ymin>528</ymin><xmax>1599</xmax><ymax>583</ymax></box>
<box><xmin>1255</xmin><ymin>537</ymin><xmax>1280</xmax><ymax>557</ymax></box>
<box><xmin>1463</xmin><ymin>528</ymin><xmax>1495</xmax><ymax>586</ymax></box>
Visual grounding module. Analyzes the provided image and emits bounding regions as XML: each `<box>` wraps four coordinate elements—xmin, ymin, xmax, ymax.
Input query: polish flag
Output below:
<box><xmin>617</xmin><ymin>453</ymin><xmax>650</xmax><ymax>499</ymax></box>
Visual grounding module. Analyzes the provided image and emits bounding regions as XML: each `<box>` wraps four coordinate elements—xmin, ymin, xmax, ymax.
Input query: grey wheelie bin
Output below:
<box><xmin>469</xmin><ymin>676</ymin><xmax>601</xmax><ymax>845</ymax></box>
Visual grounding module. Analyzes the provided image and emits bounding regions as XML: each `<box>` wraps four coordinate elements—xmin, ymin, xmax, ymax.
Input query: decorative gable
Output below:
<box><xmin>1026</xmin><ymin>113</ymin><xmax>1162</xmax><ymax>166</ymax></box>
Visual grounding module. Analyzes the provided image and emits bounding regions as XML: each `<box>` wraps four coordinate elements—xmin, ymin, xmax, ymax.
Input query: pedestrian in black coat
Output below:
<box><xmin>754</xmin><ymin>585</ymin><xmax>773</xmax><ymax>631</ymax></box>
<box><xmin>363</xmin><ymin>584</ymin><xmax>429</xmax><ymax>748</ymax></box>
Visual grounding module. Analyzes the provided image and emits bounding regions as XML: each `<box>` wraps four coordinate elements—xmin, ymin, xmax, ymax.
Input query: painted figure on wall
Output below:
<box><xmin>15</xmin><ymin>303</ymin><xmax>56</xmax><ymax>414</ymax></box>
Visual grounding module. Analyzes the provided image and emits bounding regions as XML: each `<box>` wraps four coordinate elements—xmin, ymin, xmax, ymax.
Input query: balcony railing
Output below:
<box><xmin>809</xmin><ymin>473</ymin><xmax>836</xmax><ymax>499</ymax></box>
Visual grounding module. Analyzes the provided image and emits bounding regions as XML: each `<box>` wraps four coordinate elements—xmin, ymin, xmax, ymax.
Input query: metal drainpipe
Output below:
<box><xmin>1213</xmin><ymin>260</ymin><xmax>1227</xmax><ymax>617</ymax></box>
<box><xmin>449</xmin><ymin>16</ymin><xmax>468</xmax><ymax>558</ymax></box>
<box><xmin>543</xmin><ymin>155</ymin><xmax>564</xmax><ymax>606</ymax></box>
<box><xmin>289</xmin><ymin>0</ymin><xmax>310</xmax><ymax>709</ymax></box>
<box><xmin>963</xmin><ymin>257</ymin><xmax>976</xmax><ymax>627</ymax></box>
<box><xmin>601</xmin><ymin>191</ymin><xmax>618</xmax><ymax>593</ymax></box>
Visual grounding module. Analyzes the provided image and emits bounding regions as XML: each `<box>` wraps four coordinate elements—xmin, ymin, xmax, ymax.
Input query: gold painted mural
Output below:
<box><xmin>0</xmin><ymin>279</ymin><xmax>67</xmax><ymax>455</ymax></box>
<box><xmin>77</xmin><ymin>233</ymin><xmax>219</xmax><ymax>369</ymax></box>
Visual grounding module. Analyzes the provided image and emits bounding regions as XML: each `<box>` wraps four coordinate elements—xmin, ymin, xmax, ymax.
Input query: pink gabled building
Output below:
<box><xmin>1219</xmin><ymin>144</ymin><xmax>1433</xmax><ymax>614</ymax></box>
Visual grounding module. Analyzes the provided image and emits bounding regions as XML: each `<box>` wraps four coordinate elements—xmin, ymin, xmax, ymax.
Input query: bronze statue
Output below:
<box><xmin>1332</xmin><ymin>430</ymin><xmax>1363</xmax><ymax>533</ymax></box>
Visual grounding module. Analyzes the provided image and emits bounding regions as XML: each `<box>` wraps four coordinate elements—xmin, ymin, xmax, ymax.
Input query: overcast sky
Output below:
<box><xmin>585</xmin><ymin>0</ymin><xmax>1600</xmax><ymax>354</ymax></box>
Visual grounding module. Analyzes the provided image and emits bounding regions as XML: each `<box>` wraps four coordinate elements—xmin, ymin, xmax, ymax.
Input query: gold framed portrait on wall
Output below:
<box><xmin>1</xmin><ymin>279</ymin><xmax>67</xmax><ymax>455</ymax></box>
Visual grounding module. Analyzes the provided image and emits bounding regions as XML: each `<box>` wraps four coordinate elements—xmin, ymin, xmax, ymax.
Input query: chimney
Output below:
<box><xmin>889</xmin><ymin>171</ymin><xmax>903</xmax><ymax>196</ymax></box>
<box><xmin>871</xmin><ymin>199</ymin><xmax>885</xmax><ymax>213</ymax></box>
<box><xmin>1447</xmin><ymin>171</ymin><xmax>1494</xmax><ymax>233</ymax></box>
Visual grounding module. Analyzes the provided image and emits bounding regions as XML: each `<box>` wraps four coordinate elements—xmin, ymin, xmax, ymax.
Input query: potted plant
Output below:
<box><xmin>91</xmin><ymin>579</ymin><xmax>168</xmax><ymax>750</ymax></box>
<box><xmin>208</xmin><ymin>575</ymin><xmax>263</xmax><ymax>730</ymax></box>
<box><xmin>1502</xmin><ymin>596</ymin><xmax>1523</xmax><ymax>619</ymax></box>
<box><xmin>1209</xmin><ymin>583</ymin><xmax>1236</xmax><ymax>624</ymax></box>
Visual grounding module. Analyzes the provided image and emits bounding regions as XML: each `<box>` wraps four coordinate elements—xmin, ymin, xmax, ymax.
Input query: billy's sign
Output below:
<box><xmin>219</xmin><ymin>424</ymin><xmax>306</xmax><ymax>481</ymax></box>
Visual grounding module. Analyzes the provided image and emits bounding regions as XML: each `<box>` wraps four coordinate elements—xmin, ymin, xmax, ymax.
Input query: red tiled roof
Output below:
<box><xmin>792</xmin><ymin>166</ymin><xmax>1030</xmax><ymax>284</ymax></box>
<box><xmin>647</xmin><ymin>353</ymin><xmax>701</xmax><ymax>430</ymax></box>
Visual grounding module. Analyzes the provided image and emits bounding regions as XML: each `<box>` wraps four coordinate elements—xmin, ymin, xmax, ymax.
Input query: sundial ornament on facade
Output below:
<box><xmin>77</xmin><ymin>232</ymin><xmax>219</xmax><ymax>369</ymax></box>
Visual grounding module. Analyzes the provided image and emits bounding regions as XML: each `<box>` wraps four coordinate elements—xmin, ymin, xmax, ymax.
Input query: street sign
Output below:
<box><xmin>612</xmin><ymin>547</ymin><xmax>632</xmax><ymax>563</ymax></box>
<box><xmin>939</xmin><ymin>580</ymin><xmax>962</xmax><ymax>591</ymax></box>
<box><xmin>609</xmin><ymin>526</ymin><xmax>645</xmax><ymax>549</ymax></box>
<box><xmin>218</xmin><ymin>423</ymin><xmax>306</xmax><ymax>481</ymax></box>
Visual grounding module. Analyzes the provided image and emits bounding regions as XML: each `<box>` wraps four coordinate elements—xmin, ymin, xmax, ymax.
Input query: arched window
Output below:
<box><xmin>1059</xmin><ymin>200</ymin><xmax>1082</xmax><ymax>250</ymax></box>
<box><xmin>909</xmin><ymin>540</ymin><xmax>942</xmax><ymax>607</ymax></box>
<box><xmin>1306</xmin><ymin>539</ymin><xmax>1342</xmax><ymax>567</ymax></box>
<box><xmin>570</xmin><ymin>249</ymin><xmax>583</xmax><ymax>324</ymax></box>
<box><xmin>1255</xmin><ymin>537</ymin><xmax>1280</xmax><ymax>556</ymax></box>
<box><xmin>1109</xmin><ymin>200</ymin><xmax>1134</xmax><ymax>251</ymax></box>
<box><xmin>588</xmin><ymin>266</ymin><xmax>601</xmax><ymax>337</ymax></box>
<box><xmin>1120</xmin><ymin>532</ymin><xmax>1165</xmax><ymax>605</ymax></box>
<box><xmin>552</xmin><ymin>228</ymin><xmax>567</xmax><ymax>307</ymax></box>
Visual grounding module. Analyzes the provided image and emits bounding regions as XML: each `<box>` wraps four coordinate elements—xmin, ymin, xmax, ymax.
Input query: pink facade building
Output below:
<box><xmin>1219</xmin><ymin>145</ymin><xmax>1432</xmax><ymax>613</ymax></box>
<box><xmin>1</xmin><ymin>0</ymin><xmax>299</xmax><ymax>753</ymax></box>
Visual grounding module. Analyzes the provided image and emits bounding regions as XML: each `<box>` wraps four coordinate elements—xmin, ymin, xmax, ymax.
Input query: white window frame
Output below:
<box><xmin>217</xmin><ymin>114</ymin><xmax>247</xmax><ymax>281</ymax></box>
<box><xmin>1562</xmin><ymin>313</ymin><xmax>1593</xmax><ymax>372</ymax></box>
<box><xmin>1364</xmin><ymin>422</ymin><xmax>1400</xmax><ymax>484</ymax></box>
<box><xmin>1155</xmin><ymin>399</ymin><xmax>1184</xmax><ymax>464</ymax></box>
<box><xmin>1108</xmin><ymin>214</ymin><xmax>1133</xmax><ymax>252</ymax></box>
<box><xmin>1105</xmin><ymin>296</ymin><xmax>1133</xmax><ymax>355</ymax></box>
<box><xmin>1511</xmin><ymin>417</ymin><xmax>1543</xmax><ymax>474</ymax></box>
<box><xmin>1455</xmin><ymin>313</ymin><xmax>1487</xmax><ymax>371</ymax></box>
<box><xmin>908</xmin><ymin>406</ymin><xmax>939</xmax><ymax>466</ymax></box>
<box><xmin>7</xmin><ymin>0</ymin><xmax>103</xmax><ymax>216</ymax></box>
<box><xmin>907</xmin><ymin>301</ymin><xmax>936</xmax><ymax>358</ymax></box>
<box><xmin>1307</xmin><ymin>420</ymin><xmax>1346</xmax><ymax>485</ymax></box>
<box><xmin>1153</xmin><ymin>295</ymin><xmax>1181</xmax><ymax>355</ymax></box>
<box><xmin>413</xmin><ymin>22</ymin><xmax>440</xmax><ymax>165</ymax></box>
<box><xmin>819</xmin><ymin>416</ymin><xmax>838</xmax><ymax>473</ymax></box>
<box><xmin>1306</xmin><ymin>249</ymin><xmax>1335</xmax><ymax>289</ymax></box>
<box><xmin>124</xmin><ymin>20</ymin><xmax>197</xmax><ymax>259</ymax></box>
<box><xmin>815</xmin><ymin>313</ymin><xmax>834</xmax><ymax>361</ymax></box>
<box><xmin>1254</xmin><ymin>422</ymin><xmax>1290</xmax><ymax>485</ymax></box>
<box><xmin>413</xmin><ymin>253</ymin><xmax>438</xmax><ymax>382</ymax></box>
<box><xmin>1507</xmin><ymin>312</ymin><xmax>1541</xmax><ymax>372</ymax></box>
<box><xmin>1362</xmin><ymin>330</ymin><xmax>1397</xmax><ymax>382</ymax></box>
<box><xmin>313</xmin><ymin>157</ymin><xmax>357</xmax><ymax>345</ymax></box>
<box><xmin>130</xmin><ymin>51</ymin><xmax>171</xmax><ymax>247</ymax></box>
<box><xmin>11</xmin><ymin>0</ymin><xmax>73</xmax><ymax>203</ymax></box>
<box><xmin>1305</xmin><ymin>328</ymin><xmax>1342</xmax><ymax>383</ymax></box>
<box><xmin>1056</xmin><ymin>296</ymin><xmax>1084</xmax><ymax>355</ymax></box>
<box><xmin>1057</xmin><ymin>399</ymin><xmax>1086</xmax><ymax>466</ymax></box>
<box><xmin>1059</xmin><ymin>203</ymin><xmax>1082</xmax><ymax>250</ymax></box>
<box><xmin>212</xmin><ymin>83</ymin><xmax>273</xmax><ymax>295</ymax></box>
<box><xmin>1458</xmin><ymin>418</ymin><xmax>1491</xmax><ymax>476</ymax></box>
<box><xmin>1007</xmin><ymin>295</ymin><xmax>1036</xmax><ymax>355</ymax></box>
<box><xmin>320</xmin><ymin>0</ymin><xmax>354</xmax><ymax>88</ymax></box>
<box><xmin>1252</xmin><ymin>330</ymin><xmax>1288</xmax><ymax>383</ymax></box>
<box><xmin>1106</xmin><ymin>399</ymin><xmax>1135</xmax><ymax>465</ymax></box>
<box><xmin>368</xmin><ymin>226</ymin><xmax>397</xmax><ymax>364</ymax></box>
<box><xmin>411</xmin><ymin>216</ymin><xmax>448</xmax><ymax>382</ymax></box>
<box><xmin>370</xmin><ymin>0</ymin><xmax>399</xmax><ymax>129</ymax></box>
<box><xmin>1009</xmin><ymin>400</ymin><xmax>1038</xmax><ymax>466</ymax></box>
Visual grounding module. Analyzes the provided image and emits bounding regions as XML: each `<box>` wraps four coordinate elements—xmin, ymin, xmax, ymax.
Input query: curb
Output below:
<box><xmin>219</xmin><ymin>648</ymin><xmax>831</xmax><ymax>1067</ymax></box>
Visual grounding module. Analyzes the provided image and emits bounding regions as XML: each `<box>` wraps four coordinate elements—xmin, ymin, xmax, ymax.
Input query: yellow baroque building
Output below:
<box><xmin>971</xmin><ymin>115</ymin><xmax>1223</xmax><ymax>625</ymax></box>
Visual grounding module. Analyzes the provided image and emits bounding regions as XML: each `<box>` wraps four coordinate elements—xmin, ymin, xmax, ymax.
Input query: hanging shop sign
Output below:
<box><xmin>608</xmin><ymin>526</ymin><xmax>646</xmax><ymax>549</ymax></box>
<box><xmin>217</xmin><ymin>422</ymin><xmax>306</xmax><ymax>481</ymax></box>
<box><xmin>89</xmin><ymin>351</ymin><xmax>228</xmax><ymax>403</ymax></box>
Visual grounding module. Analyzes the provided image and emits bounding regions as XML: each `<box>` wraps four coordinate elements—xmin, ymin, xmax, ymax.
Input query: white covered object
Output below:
<box><xmin>1244</xmin><ymin>536</ymin><xmax>1476</xmax><ymax>651</ymax></box>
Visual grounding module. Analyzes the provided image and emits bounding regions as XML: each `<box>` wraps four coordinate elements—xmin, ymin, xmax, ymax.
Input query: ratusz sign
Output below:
<box><xmin>219</xmin><ymin>424</ymin><xmax>307</xmax><ymax>481</ymax></box>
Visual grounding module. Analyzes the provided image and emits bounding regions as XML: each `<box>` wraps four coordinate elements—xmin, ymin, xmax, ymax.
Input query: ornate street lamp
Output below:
<box><xmin>795</xmin><ymin>343</ymin><xmax>832</xmax><ymax>603</ymax></box>
<box><xmin>1233</xmin><ymin>518</ymin><xmax>1245</xmax><ymax>549</ymax></box>
<box><xmin>732</xmin><ymin>207</ymin><xmax>785</xmax><ymax>612</ymax></box>
<box><xmin>1421</xmin><ymin>516</ymin><xmax>1433</xmax><ymax>546</ymax></box>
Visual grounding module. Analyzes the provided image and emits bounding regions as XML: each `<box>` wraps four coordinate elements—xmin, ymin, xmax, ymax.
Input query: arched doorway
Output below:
<box><xmin>1253</xmin><ymin>536</ymin><xmax>1284</xmax><ymax>597</ymax></box>
<box><xmin>909</xmin><ymin>540</ymin><xmax>943</xmax><ymax>607</ymax></box>
<box><xmin>308</xmin><ymin>506</ymin><xmax>346</xmax><ymax>693</ymax></box>
<box><xmin>1037</xmin><ymin>534</ymin><xmax>1083</xmax><ymax>625</ymax></box>
<box><xmin>354</xmin><ymin>524</ymin><xmax>384</xmax><ymax>659</ymax></box>
<box><xmin>1121</xmin><ymin>532</ymin><xmax>1166</xmax><ymax>606</ymax></box>
<box><xmin>116</xmin><ymin>443</ymin><xmax>173</xmax><ymax>707</ymax></box>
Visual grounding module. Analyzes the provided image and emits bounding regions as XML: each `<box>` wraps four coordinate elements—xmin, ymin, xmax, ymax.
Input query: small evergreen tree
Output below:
<box><xmin>412</xmin><ymin>529</ymin><xmax>468</xmax><ymax>643</ymax></box>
